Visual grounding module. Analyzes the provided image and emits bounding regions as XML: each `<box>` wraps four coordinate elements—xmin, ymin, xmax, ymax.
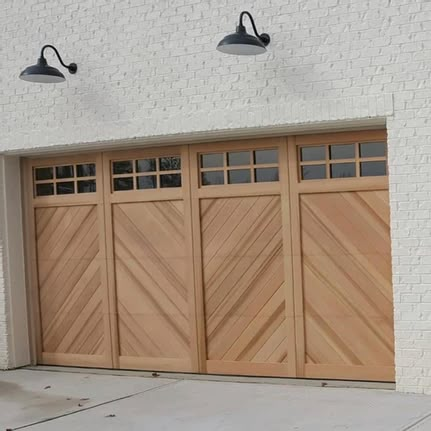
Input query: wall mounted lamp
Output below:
<box><xmin>217</xmin><ymin>11</ymin><xmax>270</xmax><ymax>55</ymax></box>
<box><xmin>19</xmin><ymin>45</ymin><xmax>77</xmax><ymax>83</ymax></box>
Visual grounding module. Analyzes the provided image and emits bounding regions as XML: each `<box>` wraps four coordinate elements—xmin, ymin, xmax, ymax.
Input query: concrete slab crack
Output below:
<box><xmin>400</xmin><ymin>410</ymin><xmax>431</xmax><ymax>431</ymax></box>
<box><xmin>6</xmin><ymin>379</ymin><xmax>180</xmax><ymax>430</ymax></box>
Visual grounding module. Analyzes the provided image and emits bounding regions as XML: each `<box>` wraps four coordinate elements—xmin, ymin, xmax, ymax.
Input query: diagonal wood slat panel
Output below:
<box><xmin>113</xmin><ymin>201</ymin><xmax>191</xmax><ymax>365</ymax></box>
<box><xmin>35</xmin><ymin>206</ymin><xmax>105</xmax><ymax>356</ymax></box>
<box><xmin>201</xmin><ymin>196</ymin><xmax>288</xmax><ymax>369</ymax></box>
<box><xmin>300</xmin><ymin>191</ymin><xmax>394</xmax><ymax>369</ymax></box>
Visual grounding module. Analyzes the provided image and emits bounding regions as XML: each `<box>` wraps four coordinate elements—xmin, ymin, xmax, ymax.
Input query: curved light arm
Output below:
<box><xmin>238</xmin><ymin>11</ymin><xmax>270</xmax><ymax>46</ymax></box>
<box><xmin>40</xmin><ymin>44</ymin><xmax>77</xmax><ymax>74</ymax></box>
<box><xmin>239</xmin><ymin>12</ymin><xmax>260</xmax><ymax>38</ymax></box>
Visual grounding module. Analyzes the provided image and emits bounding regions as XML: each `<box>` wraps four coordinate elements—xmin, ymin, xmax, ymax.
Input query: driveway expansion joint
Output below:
<box><xmin>6</xmin><ymin>379</ymin><xmax>180</xmax><ymax>430</ymax></box>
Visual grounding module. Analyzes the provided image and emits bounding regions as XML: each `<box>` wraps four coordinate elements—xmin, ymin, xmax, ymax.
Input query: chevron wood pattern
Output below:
<box><xmin>29</xmin><ymin>135</ymin><xmax>394</xmax><ymax>382</ymax></box>
<box><xmin>35</xmin><ymin>205</ymin><xmax>106</xmax><ymax>359</ymax></box>
<box><xmin>300</xmin><ymin>191</ymin><xmax>394</xmax><ymax>380</ymax></box>
<box><xmin>201</xmin><ymin>196</ymin><xmax>288</xmax><ymax>375</ymax></box>
<box><xmin>113</xmin><ymin>201</ymin><xmax>193</xmax><ymax>371</ymax></box>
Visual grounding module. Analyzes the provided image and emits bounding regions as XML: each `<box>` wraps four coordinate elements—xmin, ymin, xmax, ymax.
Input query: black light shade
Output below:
<box><xmin>20</xmin><ymin>58</ymin><xmax>66</xmax><ymax>83</ymax></box>
<box><xmin>217</xmin><ymin>26</ymin><xmax>269</xmax><ymax>55</ymax></box>
<box><xmin>217</xmin><ymin>11</ymin><xmax>270</xmax><ymax>56</ymax></box>
<box><xmin>19</xmin><ymin>45</ymin><xmax>77</xmax><ymax>84</ymax></box>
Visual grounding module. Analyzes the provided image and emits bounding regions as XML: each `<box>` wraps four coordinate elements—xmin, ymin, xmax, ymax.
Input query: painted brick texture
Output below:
<box><xmin>1</xmin><ymin>0</ymin><xmax>431</xmax><ymax>393</ymax></box>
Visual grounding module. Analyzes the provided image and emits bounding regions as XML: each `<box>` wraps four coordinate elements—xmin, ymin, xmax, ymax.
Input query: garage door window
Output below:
<box><xmin>34</xmin><ymin>163</ymin><xmax>97</xmax><ymax>197</ymax></box>
<box><xmin>111</xmin><ymin>156</ymin><xmax>182</xmax><ymax>191</ymax></box>
<box><xmin>299</xmin><ymin>142</ymin><xmax>387</xmax><ymax>181</ymax></box>
<box><xmin>200</xmin><ymin>149</ymin><xmax>279</xmax><ymax>186</ymax></box>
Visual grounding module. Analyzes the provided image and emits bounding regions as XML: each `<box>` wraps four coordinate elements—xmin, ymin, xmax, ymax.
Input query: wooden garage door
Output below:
<box><xmin>25</xmin><ymin>130</ymin><xmax>394</xmax><ymax>382</ymax></box>
<box><xmin>189</xmin><ymin>138</ymin><xmax>297</xmax><ymax>377</ymax></box>
<box><xmin>27</xmin><ymin>154</ymin><xmax>113</xmax><ymax>368</ymax></box>
<box><xmin>103</xmin><ymin>146</ymin><xmax>198</xmax><ymax>372</ymax></box>
<box><xmin>288</xmin><ymin>132</ymin><xmax>394</xmax><ymax>381</ymax></box>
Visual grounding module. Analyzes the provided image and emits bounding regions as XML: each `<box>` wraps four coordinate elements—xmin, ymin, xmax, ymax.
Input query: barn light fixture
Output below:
<box><xmin>19</xmin><ymin>45</ymin><xmax>77</xmax><ymax>83</ymax></box>
<box><xmin>217</xmin><ymin>11</ymin><xmax>270</xmax><ymax>55</ymax></box>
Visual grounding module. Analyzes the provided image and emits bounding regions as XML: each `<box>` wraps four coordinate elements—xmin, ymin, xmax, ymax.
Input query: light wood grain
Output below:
<box><xmin>35</xmin><ymin>205</ymin><xmax>110</xmax><ymax>365</ymax></box>
<box><xmin>207</xmin><ymin>360</ymin><xmax>289</xmax><ymax>377</ymax></box>
<box><xmin>112</xmin><ymin>200</ymin><xmax>193</xmax><ymax>371</ymax></box>
<box><xmin>304</xmin><ymin>364</ymin><xmax>395</xmax><ymax>382</ymax></box>
<box><xmin>189</xmin><ymin>146</ymin><xmax>209</xmax><ymax>372</ymax></box>
<box><xmin>300</xmin><ymin>190</ymin><xmax>394</xmax><ymax>381</ymax></box>
<box><xmin>287</xmin><ymin>136</ymin><xmax>306</xmax><ymax>376</ymax></box>
<box><xmin>201</xmin><ymin>196</ymin><xmax>289</xmax><ymax>371</ymax></box>
<box><xmin>119</xmin><ymin>356</ymin><xmax>193</xmax><ymax>372</ymax></box>
<box><xmin>278</xmin><ymin>138</ymin><xmax>297</xmax><ymax>377</ymax></box>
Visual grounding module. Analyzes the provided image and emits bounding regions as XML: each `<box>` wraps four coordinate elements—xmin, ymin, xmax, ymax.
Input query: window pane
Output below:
<box><xmin>301</xmin><ymin>165</ymin><xmax>326</xmax><ymax>180</ymax></box>
<box><xmin>113</xmin><ymin>177</ymin><xmax>133</xmax><ymax>191</ymax></box>
<box><xmin>255</xmin><ymin>167</ymin><xmax>279</xmax><ymax>182</ymax></box>
<box><xmin>227</xmin><ymin>151</ymin><xmax>250</xmax><ymax>166</ymax></box>
<box><xmin>77</xmin><ymin>180</ymin><xmax>96</xmax><ymax>193</ymax></box>
<box><xmin>56</xmin><ymin>165</ymin><xmax>74</xmax><ymax>179</ymax></box>
<box><xmin>160</xmin><ymin>156</ymin><xmax>181</xmax><ymax>171</ymax></box>
<box><xmin>136</xmin><ymin>159</ymin><xmax>156</xmax><ymax>173</ymax></box>
<box><xmin>160</xmin><ymin>174</ymin><xmax>182</xmax><ymax>188</ymax></box>
<box><xmin>330</xmin><ymin>163</ymin><xmax>356</xmax><ymax>178</ymax></box>
<box><xmin>300</xmin><ymin>146</ymin><xmax>325</xmax><ymax>162</ymax></box>
<box><xmin>330</xmin><ymin>144</ymin><xmax>355</xmax><ymax>160</ymax></box>
<box><xmin>36</xmin><ymin>183</ymin><xmax>54</xmax><ymax>196</ymax></box>
<box><xmin>76</xmin><ymin>163</ymin><xmax>96</xmax><ymax>177</ymax></box>
<box><xmin>360</xmin><ymin>142</ymin><xmax>386</xmax><ymax>158</ymax></box>
<box><xmin>35</xmin><ymin>167</ymin><xmax>53</xmax><ymax>181</ymax></box>
<box><xmin>201</xmin><ymin>153</ymin><xmax>223</xmax><ymax>168</ymax></box>
<box><xmin>201</xmin><ymin>171</ymin><xmax>224</xmax><ymax>186</ymax></box>
<box><xmin>360</xmin><ymin>161</ymin><xmax>387</xmax><ymax>177</ymax></box>
<box><xmin>112</xmin><ymin>161</ymin><xmax>133</xmax><ymax>174</ymax></box>
<box><xmin>254</xmin><ymin>149</ymin><xmax>278</xmax><ymax>164</ymax></box>
<box><xmin>56</xmin><ymin>181</ymin><xmax>75</xmax><ymax>194</ymax></box>
<box><xmin>228</xmin><ymin>169</ymin><xmax>251</xmax><ymax>184</ymax></box>
<box><xmin>137</xmin><ymin>176</ymin><xmax>157</xmax><ymax>189</ymax></box>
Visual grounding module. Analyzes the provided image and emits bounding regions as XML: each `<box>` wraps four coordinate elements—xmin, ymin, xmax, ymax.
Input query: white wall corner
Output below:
<box><xmin>0</xmin><ymin>156</ymin><xmax>30</xmax><ymax>369</ymax></box>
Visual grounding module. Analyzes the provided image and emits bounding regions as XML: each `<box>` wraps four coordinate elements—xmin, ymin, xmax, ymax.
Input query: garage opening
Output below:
<box><xmin>24</xmin><ymin>130</ymin><xmax>394</xmax><ymax>382</ymax></box>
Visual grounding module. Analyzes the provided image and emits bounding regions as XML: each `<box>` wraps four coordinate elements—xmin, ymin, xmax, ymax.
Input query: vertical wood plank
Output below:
<box><xmin>182</xmin><ymin>145</ymin><xmax>201</xmax><ymax>372</ymax></box>
<box><xmin>279</xmin><ymin>137</ymin><xmax>297</xmax><ymax>377</ymax></box>
<box><xmin>96</xmin><ymin>153</ymin><xmax>114</xmax><ymax>368</ymax></box>
<box><xmin>189</xmin><ymin>145</ymin><xmax>208</xmax><ymax>372</ymax></box>
<box><xmin>102</xmin><ymin>152</ymin><xmax>120</xmax><ymax>368</ymax></box>
<box><xmin>287</xmin><ymin>136</ymin><xmax>306</xmax><ymax>377</ymax></box>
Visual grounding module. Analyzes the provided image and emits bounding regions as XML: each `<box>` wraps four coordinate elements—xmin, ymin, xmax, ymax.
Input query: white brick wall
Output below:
<box><xmin>1</xmin><ymin>0</ymin><xmax>431</xmax><ymax>393</ymax></box>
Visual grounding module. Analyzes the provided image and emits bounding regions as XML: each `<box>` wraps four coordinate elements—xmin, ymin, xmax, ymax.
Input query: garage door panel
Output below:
<box><xmin>115</xmin><ymin>259</ymin><xmax>190</xmax><ymax>346</ymax></box>
<box><xmin>221</xmin><ymin>290</ymin><xmax>286</xmax><ymax>362</ymax></box>
<box><xmin>114</xmin><ymin>202</ymin><xmax>186</xmax><ymax>260</ymax></box>
<box><xmin>113</xmin><ymin>201</ymin><xmax>193</xmax><ymax>370</ymax></box>
<box><xmin>300</xmin><ymin>191</ymin><xmax>394</xmax><ymax>379</ymax></box>
<box><xmin>301</xmin><ymin>192</ymin><xmax>390</xmax><ymax>256</ymax></box>
<box><xmin>205</xmin><ymin>253</ymin><xmax>285</xmax><ymax>343</ymax></box>
<box><xmin>35</xmin><ymin>205</ymin><xmax>109</xmax><ymax>363</ymax></box>
<box><xmin>305</xmin><ymin>301</ymin><xmax>394</xmax><ymax>366</ymax></box>
<box><xmin>114</xmin><ymin>233</ymin><xmax>188</xmax><ymax>309</ymax></box>
<box><xmin>303</xmin><ymin>251</ymin><xmax>393</xmax><ymax>318</ymax></box>
<box><xmin>201</xmin><ymin>195</ymin><xmax>289</xmax><ymax>375</ymax></box>
<box><xmin>203</xmin><ymin>196</ymin><xmax>283</xmax><ymax>308</ymax></box>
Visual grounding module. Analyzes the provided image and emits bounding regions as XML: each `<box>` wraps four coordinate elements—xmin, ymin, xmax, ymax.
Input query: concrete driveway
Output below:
<box><xmin>2</xmin><ymin>369</ymin><xmax>431</xmax><ymax>430</ymax></box>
